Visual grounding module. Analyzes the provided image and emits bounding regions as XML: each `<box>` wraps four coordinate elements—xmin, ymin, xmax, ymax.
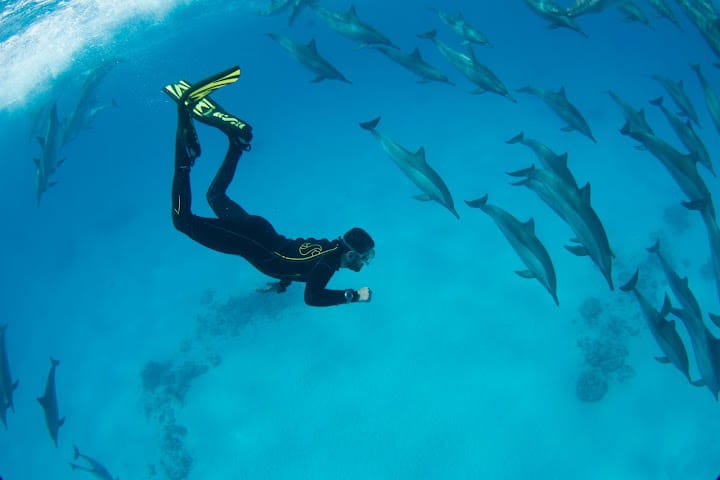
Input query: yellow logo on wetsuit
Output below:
<box><xmin>298</xmin><ymin>242</ymin><xmax>324</xmax><ymax>257</ymax></box>
<box><xmin>194</xmin><ymin>100</ymin><xmax>248</xmax><ymax>131</ymax></box>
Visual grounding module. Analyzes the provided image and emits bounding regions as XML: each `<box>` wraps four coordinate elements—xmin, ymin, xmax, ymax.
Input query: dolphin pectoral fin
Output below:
<box><xmin>36</xmin><ymin>136</ymin><xmax>45</xmax><ymax>147</ymax></box>
<box><xmin>58</xmin><ymin>416</ymin><xmax>66</xmax><ymax>427</ymax></box>
<box><xmin>619</xmin><ymin>269</ymin><xmax>639</xmax><ymax>292</ymax></box>
<box><xmin>413</xmin><ymin>194</ymin><xmax>432</xmax><ymax>202</ymax></box>
<box><xmin>565</xmin><ymin>244</ymin><xmax>588</xmax><ymax>256</ymax></box>
<box><xmin>33</xmin><ymin>157</ymin><xmax>40</xmax><ymax>167</ymax></box>
<box><xmin>310</xmin><ymin>75</ymin><xmax>325</xmax><ymax>83</ymax></box>
<box><xmin>48</xmin><ymin>181</ymin><xmax>58</xmax><ymax>189</ymax></box>
<box><xmin>690</xmin><ymin>378</ymin><xmax>706</xmax><ymax>387</ymax></box>
<box><xmin>654</xmin><ymin>356</ymin><xmax>671</xmax><ymax>364</ymax></box>
<box><xmin>470</xmin><ymin>88</ymin><xmax>487</xmax><ymax>95</ymax></box>
<box><xmin>561</xmin><ymin>126</ymin><xmax>575</xmax><ymax>132</ymax></box>
<box><xmin>709</xmin><ymin>313</ymin><xmax>720</xmax><ymax>328</ymax></box>
<box><xmin>465</xmin><ymin>195</ymin><xmax>488</xmax><ymax>208</ymax></box>
<box><xmin>515</xmin><ymin>270</ymin><xmax>536</xmax><ymax>279</ymax></box>
<box><xmin>37</xmin><ymin>395</ymin><xmax>48</xmax><ymax>408</ymax></box>
<box><xmin>417</xmin><ymin>79</ymin><xmax>431</xmax><ymax>84</ymax></box>
<box><xmin>633</xmin><ymin>145</ymin><xmax>646</xmax><ymax>151</ymax></box>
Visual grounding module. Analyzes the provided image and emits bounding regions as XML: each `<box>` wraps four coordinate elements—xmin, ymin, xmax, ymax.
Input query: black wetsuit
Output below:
<box><xmin>171</xmin><ymin>113</ymin><xmax>351</xmax><ymax>307</ymax></box>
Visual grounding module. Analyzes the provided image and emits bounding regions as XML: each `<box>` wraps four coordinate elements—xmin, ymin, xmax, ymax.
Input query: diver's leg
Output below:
<box><xmin>206</xmin><ymin>141</ymin><xmax>251</xmax><ymax>220</ymax></box>
<box><xmin>171</xmin><ymin>104</ymin><xmax>200</xmax><ymax>228</ymax></box>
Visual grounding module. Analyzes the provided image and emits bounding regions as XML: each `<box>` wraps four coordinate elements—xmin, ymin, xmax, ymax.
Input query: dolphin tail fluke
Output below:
<box><xmin>619</xmin><ymin>269</ymin><xmax>639</xmax><ymax>292</ymax></box>
<box><xmin>464</xmin><ymin>195</ymin><xmax>488</xmax><ymax>209</ymax></box>
<box><xmin>649</xmin><ymin>96</ymin><xmax>663</xmax><ymax>107</ymax></box>
<box><xmin>690</xmin><ymin>64</ymin><xmax>701</xmax><ymax>74</ymax></box>
<box><xmin>416</xmin><ymin>29</ymin><xmax>437</xmax><ymax>40</ymax></box>
<box><xmin>682</xmin><ymin>197</ymin><xmax>711</xmax><ymax>213</ymax></box>
<box><xmin>359</xmin><ymin>117</ymin><xmax>381</xmax><ymax>131</ymax></box>
<box><xmin>646</xmin><ymin>239</ymin><xmax>660</xmax><ymax>253</ymax></box>
<box><xmin>505</xmin><ymin>132</ymin><xmax>525</xmax><ymax>144</ymax></box>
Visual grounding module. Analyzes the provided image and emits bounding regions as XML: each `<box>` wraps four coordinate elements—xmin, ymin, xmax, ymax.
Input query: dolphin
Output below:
<box><xmin>618</xmin><ymin>1</ymin><xmax>654</xmax><ymax>29</ymax></box>
<box><xmin>620</xmin><ymin>120</ymin><xmax>714</xmax><ymax>217</ymax></box>
<box><xmin>675</xmin><ymin>0</ymin><xmax>720</xmax><ymax>59</ymax></box>
<box><xmin>359</xmin><ymin>116</ymin><xmax>459</xmax><ymax>219</ymax></box>
<box><xmin>372</xmin><ymin>46</ymin><xmax>454</xmax><ymax>85</ymax></box>
<box><xmin>649</xmin><ymin>73</ymin><xmax>701</xmax><ymax>126</ymax></box>
<box><xmin>516</xmin><ymin>85</ymin><xmax>596</xmax><ymax>142</ymax></box>
<box><xmin>646</xmin><ymin>239</ymin><xmax>703</xmax><ymax>322</ymax></box>
<box><xmin>684</xmin><ymin>198</ymin><xmax>720</xmax><ymax>307</ymax></box>
<box><xmin>0</xmin><ymin>325</ymin><xmax>18</xmax><ymax>415</ymax></box>
<box><xmin>669</xmin><ymin>308</ymin><xmax>720</xmax><ymax>399</ymax></box>
<box><xmin>266</xmin><ymin>34</ymin><xmax>351</xmax><ymax>83</ymax></box>
<box><xmin>620</xmin><ymin>271</ymin><xmax>702</xmax><ymax>386</ymax></box>
<box><xmin>38</xmin><ymin>357</ymin><xmax>65</xmax><ymax>447</ymax></box>
<box><xmin>647</xmin><ymin>0</ymin><xmax>683</xmax><ymax>30</ymax></box>
<box><xmin>62</xmin><ymin>58</ymin><xmax>121</xmax><ymax>146</ymax></box>
<box><xmin>505</xmin><ymin>132</ymin><xmax>578</xmax><ymax>189</ymax></box>
<box><xmin>466</xmin><ymin>194</ymin><xmax>559</xmax><ymax>305</ymax></box>
<box><xmin>309</xmin><ymin>3</ymin><xmax>398</xmax><ymax>48</ymax></box>
<box><xmin>258</xmin><ymin>0</ymin><xmax>312</xmax><ymax>26</ymax></box>
<box><xmin>649</xmin><ymin>96</ymin><xmax>714</xmax><ymax>176</ymax></box>
<box><xmin>566</xmin><ymin>0</ymin><xmax>622</xmax><ymax>17</ymax></box>
<box><xmin>417</xmin><ymin>30</ymin><xmax>515</xmax><ymax>102</ymax></box>
<box><xmin>691</xmin><ymin>63</ymin><xmax>720</xmax><ymax>136</ymax></box>
<box><xmin>0</xmin><ymin>399</ymin><xmax>8</xmax><ymax>429</ymax></box>
<box><xmin>429</xmin><ymin>8</ymin><xmax>493</xmax><ymax>47</ymax></box>
<box><xmin>70</xmin><ymin>445</ymin><xmax>119</xmax><ymax>480</ymax></box>
<box><xmin>522</xmin><ymin>0</ymin><xmax>589</xmax><ymax>37</ymax></box>
<box><xmin>508</xmin><ymin>165</ymin><xmax>614</xmax><ymax>290</ymax></box>
<box><xmin>35</xmin><ymin>102</ymin><xmax>65</xmax><ymax>205</ymax></box>
<box><xmin>605</xmin><ymin>89</ymin><xmax>654</xmax><ymax>135</ymax></box>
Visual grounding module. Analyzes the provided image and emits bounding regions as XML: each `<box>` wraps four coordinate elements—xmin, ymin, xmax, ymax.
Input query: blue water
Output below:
<box><xmin>1</xmin><ymin>0</ymin><xmax>719</xmax><ymax>478</ymax></box>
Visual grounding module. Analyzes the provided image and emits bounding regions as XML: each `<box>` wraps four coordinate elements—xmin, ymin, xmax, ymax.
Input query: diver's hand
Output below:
<box><xmin>356</xmin><ymin>287</ymin><xmax>372</xmax><ymax>302</ymax></box>
<box><xmin>256</xmin><ymin>281</ymin><xmax>287</xmax><ymax>294</ymax></box>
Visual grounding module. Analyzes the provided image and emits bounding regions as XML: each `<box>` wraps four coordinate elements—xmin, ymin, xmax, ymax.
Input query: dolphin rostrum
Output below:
<box><xmin>360</xmin><ymin>116</ymin><xmax>459</xmax><ymax>219</ymax></box>
<box><xmin>620</xmin><ymin>270</ymin><xmax>702</xmax><ymax>386</ymax></box>
<box><xmin>508</xmin><ymin>164</ymin><xmax>614</xmax><ymax>290</ymax></box>
<box><xmin>466</xmin><ymin>194</ymin><xmax>559</xmax><ymax>305</ymax></box>
<box><xmin>517</xmin><ymin>85</ymin><xmax>596</xmax><ymax>142</ymax></box>
<box><xmin>372</xmin><ymin>46</ymin><xmax>454</xmax><ymax>85</ymax></box>
<box><xmin>70</xmin><ymin>445</ymin><xmax>119</xmax><ymax>480</ymax></box>
<box><xmin>267</xmin><ymin>33</ymin><xmax>351</xmax><ymax>84</ymax></box>
<box><xmin>38</xmin><ymin>357</ymin><xmax>65</xmax><ymax>447</ymax></box>
<box><xmin>417</xmin><ymin>30</ymin><xmax>515</xmax><ymax>102</ymax></box>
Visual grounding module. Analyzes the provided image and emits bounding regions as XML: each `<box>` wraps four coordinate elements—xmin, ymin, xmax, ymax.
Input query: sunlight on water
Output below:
<box><xmin>0</xmin><ymin>0</ymin><xmax>192</xmax><ymax>110</ymax></box>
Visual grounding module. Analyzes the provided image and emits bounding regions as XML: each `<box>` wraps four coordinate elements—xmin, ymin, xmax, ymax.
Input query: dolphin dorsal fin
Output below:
<box><xmin>466</xmin><ymin>46</ymin><xmax>478</xmax><ymax>63</ymax></box>
<box><xmin>346</xmin><ymin>5</ymin><xmax>359</xmax><ymax>19</ymax></box>
<box><xmin>558</xmin><ymin>86</ymin><xmax>567</xmax><ymax>97</ymax></box>
<box><xmin>523</xmin><ymin>218</ymin><xmax>535</xmax><ymax>233</ymax></box>
<box><xmin>579</xmin><ymin>182</ymin><xmax>591</xmax><ymax>204</ymax></box>
<box><xmin>415</xmin><ymin>146</ymin><xmax>426</xmax><ymax>162</ymax></box>
<box><xmin>307</xmin><ymin>38</ymin><xmax>318</xmax><ymax>52</ymax></box>
<box><xmin>558</xmin><ymin>152</ymin><xmax>568</xmax><ymax>166</ymax></box>
<box><xmin>411</xmin><ymin>47</ymin><xmax>422</xmax><ymax>59</ymax></box>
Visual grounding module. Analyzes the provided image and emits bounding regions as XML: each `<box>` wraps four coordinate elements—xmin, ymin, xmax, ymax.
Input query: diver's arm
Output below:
<box><xmin>304</xmin><ymin>264</ymin><xmax>363</xmax><ymax>307</ymax></box>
